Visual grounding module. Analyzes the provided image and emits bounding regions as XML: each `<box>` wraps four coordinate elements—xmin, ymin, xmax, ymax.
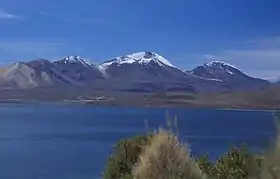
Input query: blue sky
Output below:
<box><xmin>0</xmin><ymin>0</ymin><xmax>280</xmax><ymax>80</ymax></box>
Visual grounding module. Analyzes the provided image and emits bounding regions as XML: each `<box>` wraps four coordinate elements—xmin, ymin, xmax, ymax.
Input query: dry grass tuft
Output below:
<box><xmin>251</xmin><ymin>122</ymin><xmax>280</xmax><ymax>179</ymax></box>
<box><xmin>259</xmin><ymin>144</ymin><xmax>280</xmax><ymax>179</ymax></box>
<box><xmin>132</xmin><ymin>128</ymin><xmax>206</xmax><ymax>179</ymax></box>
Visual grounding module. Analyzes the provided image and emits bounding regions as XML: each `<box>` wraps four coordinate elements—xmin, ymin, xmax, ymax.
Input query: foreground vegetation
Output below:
<box><xmin>103</xmin><ymin>117</ymin><xmax>280</xmax><ymax>179</ymax></box>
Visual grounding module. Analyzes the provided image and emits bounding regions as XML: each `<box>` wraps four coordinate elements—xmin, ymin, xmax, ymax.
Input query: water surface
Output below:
<box><xmin>0</xmin><ymin>103</ymin><xmax>276</xmax><ymax>179</ymax></box>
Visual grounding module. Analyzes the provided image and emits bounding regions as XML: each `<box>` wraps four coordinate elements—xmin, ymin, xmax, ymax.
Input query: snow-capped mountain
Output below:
<box><xmin>100</xmin><ymin>52</ymin><xmax>186</xmax><ymax>80</ymax></box>
<box><xmin>0</xmin><ymin>53</ymin><xmax>271</xmax><ymax>92</ymax></box>
<box><xmin>100</xmin><ymin>52</ymin><xmax>177</xmax><ymax>70</ymax></box>
<box><xmin>99</xmin><ymin>52</ymin><xmax>187</xmax><ymax>80</ymax></box>
<box><xmin>98</xmin><ymin>52</ymin><xmax>228</xmax><ymax>92</ymax></box>
<box><xmin>53</xmin><ymin>56</ymin><xmax>104</xmax><ymax>82</ymax></box>
<box><xmin>189</xmin><ymin>61</ymin><xmax>269</xmax><ymax>89</ymax></box>
<box><xmin>190</xmin><ymin>61</ymin><xmax>242</xmax><ymax>79</ymax></box>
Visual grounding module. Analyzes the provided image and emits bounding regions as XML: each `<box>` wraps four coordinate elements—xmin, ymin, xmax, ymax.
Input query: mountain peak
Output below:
<box><xmin>57</xmin><ymin>56</ymin><xmax>94</xmax><ymax>67</ymax></box>
<box><xmin>200</xmin><ymin>61</ymin><xmax>241</xmax><ymax>75</ymax></box>
<box><xmin>100</xmin><ymin>51</ymin><xmax>176</xmax><ymax>69</ymax></box>
<box><xmin>128</xmin><ymin>52</ymin><xmax>175</xmax><ymax>67</ymax></box>
<box><xmin>204</xmin><ymin>61</ymin><xmax>237</xmax><ymax>69</ymax></box>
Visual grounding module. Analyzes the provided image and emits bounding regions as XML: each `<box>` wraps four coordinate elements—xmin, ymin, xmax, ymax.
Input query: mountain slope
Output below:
<box><xmin>26</xmin><ymin>59</ymin><xmax>81</xmax><ymax>86</ymax></box>
<box><xmin>0</xmin><ymin>62</ymin><xmax>55</xmax><ymax>88</ymax></box>
<box><xmin>0</xmin><ymin>56</ymin><xmax>106</xmax><ymax>89</ymax></box>
<box><xmin>189</xmin><ymin>61</ymin><xmax>269</xmax><ymax>90</ymax></box>
<box><xmin>53</xmin><ymin>56</ymin><xmax>105</xmax><ymax>83</ymax></box>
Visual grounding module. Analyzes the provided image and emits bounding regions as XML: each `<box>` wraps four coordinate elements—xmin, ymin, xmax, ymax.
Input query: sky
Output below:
<box><xmin>0</xmin><ymin>0</ymin><xmax>280</xmax><ymax>80</ymax></box>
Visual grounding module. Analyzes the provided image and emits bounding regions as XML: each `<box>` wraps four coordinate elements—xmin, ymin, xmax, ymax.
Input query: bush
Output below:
<box><xmin>133</xmin><ymin>129</ymin><xmax>205</xmax><ymax>179</ymax></box>
<box><xmin>102</xmin><ymin>134</ymin><xmax>153</xmax><ymax>179</ymax></box>
<box><xmin>195</xmin><ymin>154</ymin><xmax>214</xmax><ymax>177</ymax></box>
<box><xmin>196</xmin><ymin>147</ymin><xmax>263</xmax><ymax>179</ymax></box>
<box><xmin>214</xmin><ymin>147</ymin><xmax>260</xmax><ymax>179</ymax></box>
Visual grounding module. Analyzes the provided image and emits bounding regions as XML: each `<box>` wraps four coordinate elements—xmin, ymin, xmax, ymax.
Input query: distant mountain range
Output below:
<box><xmin>0</xmin><ymin>52</ymin><xmax>271</xmax><ymax>93</ymax></box>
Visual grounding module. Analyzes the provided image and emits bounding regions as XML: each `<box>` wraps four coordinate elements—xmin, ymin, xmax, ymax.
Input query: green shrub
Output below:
<box><xmin>196</xmin><ymin>147</ymin><xmax>263</xmax><ymax>179</ymax></box>
<box><xmin>196</xmin><ymin>154</ymin><xmax>214</xmax><ymax>177</ymax></box>
<box><xmin>102</xmin><ymin>134</ymin><xmax>153</xmax><ymax>179</ymax></box>
<box><xmin>212</xmin><ymin>147</ymin><xmax>260</xmax><ymax>179</ymax></box>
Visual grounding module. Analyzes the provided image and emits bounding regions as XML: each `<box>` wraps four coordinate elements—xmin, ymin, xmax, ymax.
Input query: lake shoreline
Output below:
<box><xmin>0</xmin><ymin>98</ymin><xmax>278</xmax><ymax>112</ymax></box>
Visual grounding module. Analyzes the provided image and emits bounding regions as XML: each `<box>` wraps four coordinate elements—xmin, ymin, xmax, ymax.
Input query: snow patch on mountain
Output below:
<box><xmin>97</xmin><ymin>65</ymin><xmax>108</xmax><ymax>78</ymax></box>
<box><xmin>225</xmin><ymin>69</ymin><xmax>234</xmax><ymax>75</ymax></box>
<box><xmin>204</xmin><ymin>61</ymin><xmax>239</xmax><ymax>75</ymax></box>
<box><xmin>205</xmin><ymin>61</ymin><xmax>238</xmax><ymax>69</ymax></box>
<box><xmin>189</xmin><ymin>73</ymin><xmax>224</xmax><ymax>82</ymax></box>
<box><xmin>60</xmin><ymin>56</ymin><xmax>94</xmax><ymax>67</ymax></box>
<box><xmin>100</xmin><ymin>52</ymin><xmax>177</xmax><ymax>69</ymax></box>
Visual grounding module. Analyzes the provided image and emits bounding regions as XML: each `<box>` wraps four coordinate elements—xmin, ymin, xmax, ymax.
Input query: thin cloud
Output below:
<box><xmin>37</xmin><ymin>11</ymin><xmax>116</xmax><ymax>26</ymax></box>
<box><xmin>72</xmin><ymin>17</ymin><xmax>110</xmax><ymax>25</ymax></box>
<box><xmin>0</xmin><ymin>9</ymin><xmax>21</xmax><ymax>20</ymax></box>
<box><xmin>244</xmin><ymin>36</ymin><xmax>280</xmax><ymax>48</ymax></box>
<box><xmin>0</xmin><ymin>40</ymin><xmax>65</xmax><ymax>54</ymax></box>
<box><xmin>58</xmin><ymin>15</ymin><xmax>114</xmax><ymax>26</ymax></box>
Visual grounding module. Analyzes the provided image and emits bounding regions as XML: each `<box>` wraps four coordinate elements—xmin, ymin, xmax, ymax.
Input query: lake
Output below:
<box><xmin>0</xmin><ymin>103</ymin><xmax>276</xmax><ymax>179</ymax></box>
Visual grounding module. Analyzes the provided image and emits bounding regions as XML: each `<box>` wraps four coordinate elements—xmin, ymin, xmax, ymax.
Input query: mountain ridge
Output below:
<box><xmin>0</xmin><ymin>51</ymin><xmax>270</xmax><ymax>93</ymax></box>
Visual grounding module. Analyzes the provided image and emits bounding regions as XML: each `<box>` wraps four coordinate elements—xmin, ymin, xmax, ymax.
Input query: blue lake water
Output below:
<box><xmin>0</xmin><ymin>103</ymin><xmax>276</xmax><ymax>179</ymax></box>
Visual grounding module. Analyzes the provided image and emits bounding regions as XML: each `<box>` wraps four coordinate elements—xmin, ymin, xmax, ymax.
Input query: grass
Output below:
<box><xmin>253</xmin><ymin>121</ymin><xmax>280</xmax><ymax>179</ymax></box>
<box><xmin>133</xmin><ymin>129</ymin><xmax>205</xmax><ymax>179</ymax></box>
